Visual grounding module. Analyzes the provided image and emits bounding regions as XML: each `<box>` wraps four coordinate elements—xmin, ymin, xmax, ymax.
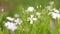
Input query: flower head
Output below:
<box><xmin>14</xmin><ymin>18</ymin><xmax>22</xmax><ymax>24</ymax></box>
<box><xmin>5</xmin><ymin>22</ymin><xmax>17</xmax><ymax>31</ymax></box>
<box><xmin>26</xmin><ymin>7</ymin><xmax>34</xmax><ymax>12</ymax></box>
<box><xmin>53</xmin><ymin>8</ymin><xmax>59</xmax><ymax>13</ymax></box>
<box><xmin>27</xmin><ymin>15</ymin><xmax>37</xmax><ymax>24</ymax></box>
<box><xmin>46</xmin><ymin>6</ymin><xmax>52</xmax><ymax>10</ymax></box>
<box><xmin>51</xmin><ymin>12</ymin><xmax>60</xmax><ymax>19</ymax></box>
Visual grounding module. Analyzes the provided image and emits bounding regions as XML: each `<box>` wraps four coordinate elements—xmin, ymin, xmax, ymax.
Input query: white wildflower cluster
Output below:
<box><xmin>26</xmin><ymin>6</ymin><xmax>41</xmax><ymax>24</ymax></box>
<box><xmin>4</xmin><ymin>14</ymin><xmax>22</xmax><ymax>31</ymax></box>
<box><xmin>48</xmin><ymin>8</ymin><xmax>60</xmax><ymax>19</ymax></box>
<box><xmin>45</xmin><ymin>1</ymin><xmax>60</xmax><ymax>19</ymax></box>
<box><xmin>3</xmin><ymin>1</ymin><xmax>60</xmax><ymax>32</ymax></box>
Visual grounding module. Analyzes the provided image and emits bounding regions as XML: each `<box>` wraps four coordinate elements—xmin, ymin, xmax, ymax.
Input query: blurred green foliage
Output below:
<box><xmin>0</xmin><ymin>0</ymin><xmax>60</xmax><ymax>34</ymax></box>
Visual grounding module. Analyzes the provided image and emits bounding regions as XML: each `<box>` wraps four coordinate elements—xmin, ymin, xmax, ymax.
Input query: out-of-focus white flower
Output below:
<box><xmin>1</xmin><ymin>9</ymin><xmax>4</xmax><ymax>12</ymax></box>
<box><xmin>5</xmin><ymin>22</ymin><xmax>17</xmax><ymax>31</ymax></box>
<box><xmin>49</xmin><ymin>1</ymin><xmax>54</xmax><ymax>5</ymax></box>
<box><xmin>51</xmin><ymin>12</ymin><xmax>60</xmax><ymax>19</ymax></box>
<box><xmin>53</xmin><ymin>8</ymin><xmax>59</xmax><ymax>13</ymax></box>
<box><xmin>26</xmin><ymin>7</ymin><xmax>34</xmax><ymax>12</ymax></box>
<box><xmin>6</xmin><ymin>14</ymin><xmax>22</xmax><ymax>25</ymax></box>
<box><xmin>14</xmin><ymin>14</ymin><xmax>20</xmax><ymax>18</ymax></box>
<box><xmin>48</xmin><ymin>11</ymin><xmax>60</xmax><ymax>19</ymax></box>
<box><xmin>46</xmin><ymin>6</ymin><xmax>51</xmax><ymax>10</ymax></box>
<box><xmin>7</xmin><ymin>17</ymin><xmax>15</xmax><ymax>21</ymax></box>
<box><xmin>30</xmin><ymin>15</ymin><xmax>34</xmax><ymax>18</ymax></box>
<box><xmin>27</xmin><ymin>15</ymin><xmax>37</xmax><ymax>24</ymax></box>
<box><xmin>36</xmin><ymin>12</ymin><xmax>41</xmax><ymax>18</ymax></box>
<box><xmin>51</xmin><ymin>12</ymin><xmax>57</xmax><ymax>19</ymax></box>
<box><xmin>14</xmin><ymin>18</ymin><xmax>22</xmax><ymax>24</ymax></box>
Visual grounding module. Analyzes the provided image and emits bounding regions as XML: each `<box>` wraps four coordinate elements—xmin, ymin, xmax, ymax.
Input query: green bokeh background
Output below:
<box><xmin>0</xmin><ymin>0</ymin><xmax>60</xmax><ymax>9</ymax></box>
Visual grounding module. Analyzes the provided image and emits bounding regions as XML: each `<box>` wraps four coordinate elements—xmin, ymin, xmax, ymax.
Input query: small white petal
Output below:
<box><xmin>36</xmin><ymin>12</ymin><xmax>40</xmax><ymax>15</ymax></box>
<box><xmin>33</xmin><ymin>18</ymin><xmax>37</xmax><ymax>21</ymax></box>
<box><xmin>30</xmin><ymin>15</ymin><xmax>34</xmax><ymax>18</ymax></box>
<box><xmin>7</xmin><ymin>17</ymin><xmax>14</xmax><ymax>21</ymax></box>
<box><xmin>52</xmin><ymin>15</ymin><xmax>57</xmax><ymax>19</ymax></box>
<box><xmin>30</xmin><ymin>20</ymin><xmax>33</xmax><ymax>24</ymax></box>
<box><xmin>5</xmin><ymin>21</ymin><xmax>10</xmax><ymax>26</ymax></box>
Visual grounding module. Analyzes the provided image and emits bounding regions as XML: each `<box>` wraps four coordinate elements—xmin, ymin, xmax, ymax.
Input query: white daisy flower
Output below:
<box><xmin>7</xmin><ymin>17</ymin><xmax>15</xmax><ymax>21</ymax></box>
<box><xmin>5</xmin><ymin>22</ymin><xmax>17</xmax><ymax>31</ymax></box>
<box><xmin>48</xmin><ymin>11</ymin><xmax>60</xmax><ymax>19</ymax></box>
<box><xmin>27</xmin><ymin>15</ymin><xmax>37</xmax><ymax>24</ymax></box>
<box><xmin>26</xmin><ymin>7</ymin><xmax>34</xmax><ymax>12</ymax></box>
